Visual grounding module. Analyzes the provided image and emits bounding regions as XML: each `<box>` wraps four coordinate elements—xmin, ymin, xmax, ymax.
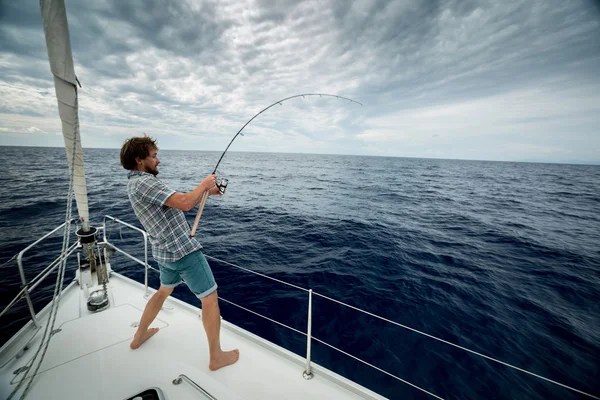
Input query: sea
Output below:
<box><xmin>0</xmin><ymin>145</ymin><xmax>598</xmax><ymax>400</ymax></box>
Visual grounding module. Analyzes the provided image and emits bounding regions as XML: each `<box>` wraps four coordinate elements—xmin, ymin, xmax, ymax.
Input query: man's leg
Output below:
<box><xmin>130</xmin><ymin>285</ymin><xmax>174</xmax><ymax>349</ymax></box>
<box><xmin>200</xmin><ymin>290</ymin><xmax>239</xmax><ymax>370</ymax></box>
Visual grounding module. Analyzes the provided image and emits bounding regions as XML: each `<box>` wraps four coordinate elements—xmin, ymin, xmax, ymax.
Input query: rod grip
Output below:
<box><xmin>190</xmin><ymin>190</ymin><xmax>209</xmax><ymax>237</ymax></box>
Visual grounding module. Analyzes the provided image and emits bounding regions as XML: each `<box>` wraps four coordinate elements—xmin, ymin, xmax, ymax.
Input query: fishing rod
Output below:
<box><xmin>190</xmin><ymin>93</ymin><xmax>362</xmax><ymax>237</ymax></box>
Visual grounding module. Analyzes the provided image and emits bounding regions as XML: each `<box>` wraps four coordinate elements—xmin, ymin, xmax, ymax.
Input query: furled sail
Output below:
<box><xmin>40</xmin><ymin>0</ymin><xmax>89</xmax><ymax>223</ymax></box>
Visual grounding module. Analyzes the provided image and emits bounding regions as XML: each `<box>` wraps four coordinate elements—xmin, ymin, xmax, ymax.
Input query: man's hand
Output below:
<box><xmin>200</xmin><ymin>174</ymin><xmax>217</xmax><ymax>192</ymax></box>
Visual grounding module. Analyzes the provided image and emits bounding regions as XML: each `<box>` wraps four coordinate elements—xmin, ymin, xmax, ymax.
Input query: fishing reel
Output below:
<box><xmin>216</xmin><ymin>177</ymin><xmax>228</xmax><ymax>194</ymax></box>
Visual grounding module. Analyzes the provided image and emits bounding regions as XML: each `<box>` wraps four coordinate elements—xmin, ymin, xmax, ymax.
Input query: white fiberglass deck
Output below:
<box><xmin>0</xmin><ymin>272</ymin><xmax>386</xmax><ymax>400</ymax></box>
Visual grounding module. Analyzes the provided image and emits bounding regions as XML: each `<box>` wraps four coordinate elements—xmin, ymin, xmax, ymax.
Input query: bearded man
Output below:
<box><xmin>120</xmin><ymin>135</ymin><xmax>239</xmax><ymax>371</ymax></box>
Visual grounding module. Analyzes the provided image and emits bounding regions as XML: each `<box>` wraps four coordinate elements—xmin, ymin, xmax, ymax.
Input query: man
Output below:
<box><xmin>120</xmin><ymin>135</ymin><xmax>239</xmax><ymax>371</ymax></box>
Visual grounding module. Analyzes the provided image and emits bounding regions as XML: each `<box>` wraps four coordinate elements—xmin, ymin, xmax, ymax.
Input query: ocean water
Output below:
<box><xmin>0</xmin><ymin>146</ymin><xmax>599</xmax><ymax>399</ymax></box>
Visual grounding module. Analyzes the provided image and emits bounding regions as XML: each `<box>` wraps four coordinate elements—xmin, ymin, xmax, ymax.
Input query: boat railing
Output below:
<box><xmin>0</xmin><ymin>220</ymin><xmax>80</xmax><ymax>327</ymax></box>
<box><xmin>102</xmin><ymin>215</ymin><xmax>152</xmax><ymax>297</ymax></box>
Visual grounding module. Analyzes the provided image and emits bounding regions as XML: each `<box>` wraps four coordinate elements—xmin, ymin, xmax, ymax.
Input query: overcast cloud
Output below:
<box><xmin>1</xmin><ymin>0</ymin><xmax>599</xmax><ymax>163</ymax></box>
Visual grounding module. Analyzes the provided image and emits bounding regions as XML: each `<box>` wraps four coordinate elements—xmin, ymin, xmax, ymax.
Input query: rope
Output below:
<box><xmin>9</xmin><ymin>92</ymin><xmax>80</xmax><ymax>400</ymax></box>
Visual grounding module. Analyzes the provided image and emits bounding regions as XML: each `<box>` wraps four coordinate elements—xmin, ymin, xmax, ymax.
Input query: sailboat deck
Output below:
<box><xmin>0</xmin><ymin>272</ymin><xmax>386</xmax><ymax>400</ymax></box>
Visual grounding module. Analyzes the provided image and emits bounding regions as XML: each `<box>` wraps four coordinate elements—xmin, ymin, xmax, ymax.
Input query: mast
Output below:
<box><xmin>40</xmin><ymin>0</ymin><xmax>90</xmax><ymax>228</ymax></box>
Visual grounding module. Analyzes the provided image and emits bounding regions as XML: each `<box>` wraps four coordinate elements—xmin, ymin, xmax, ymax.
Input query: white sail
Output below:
<box><xmin>40</xmin><ymin>0</ymin><xmax>89</xmax><ymax>223</ymax></box>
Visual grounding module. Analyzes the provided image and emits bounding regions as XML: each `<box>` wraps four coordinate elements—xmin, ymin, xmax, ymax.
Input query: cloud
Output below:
<box><xmin>0</xmin><ymin>118</ymin><xmax>51</xmax><ymax>136</ymax></box>
<box><xmin>0</xmin><ymin>0</ymin><xmax>599</xmax><ymax>162</ymax></box>
<box><xmin>25</xmin><ymin>126</ymin><xmax>45</xmax><ymax>133</ymax></box>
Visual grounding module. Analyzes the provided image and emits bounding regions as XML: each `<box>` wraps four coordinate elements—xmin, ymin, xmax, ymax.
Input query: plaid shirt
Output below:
<box><xmin>127</xmin><ymin>171</ymin><xmax>202</xmax><ymax>263</ymax></box>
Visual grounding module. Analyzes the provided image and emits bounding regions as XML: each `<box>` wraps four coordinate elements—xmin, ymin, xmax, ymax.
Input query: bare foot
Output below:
<box><xmin>209</xmin><ymin>349</ymin><xmax>240</xmax><ymax>371</ymax></box>
<box><xmin>130</xmin><ymin>327</ymin><xmax>160</xmax><ymax>350</ymax></box>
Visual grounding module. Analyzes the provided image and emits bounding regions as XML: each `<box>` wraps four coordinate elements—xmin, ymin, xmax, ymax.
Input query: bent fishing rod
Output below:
<box><xmin>190</xmin><ymin>93</ymin><xmax>362</xmax><ymax>237</ymax></box>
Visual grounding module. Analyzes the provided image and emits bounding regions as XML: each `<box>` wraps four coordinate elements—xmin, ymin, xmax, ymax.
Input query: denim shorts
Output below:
<box><xmin>158</xmin><ymin>250</ymin><xmax>217</xmax><ymax>299</ymax></box>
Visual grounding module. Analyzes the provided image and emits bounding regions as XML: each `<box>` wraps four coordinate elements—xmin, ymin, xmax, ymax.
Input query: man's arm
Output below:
<box><xmin>165</xmin><ymin>174</ymin><xmax>217</xmax><ymax>211</ymax></box>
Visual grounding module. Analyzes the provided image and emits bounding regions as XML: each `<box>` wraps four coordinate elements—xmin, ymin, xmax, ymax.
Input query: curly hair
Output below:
<box><xmin>120</xmin><ymin>135</ymin><xmax>158</xmax><ymax>170</ymax></box>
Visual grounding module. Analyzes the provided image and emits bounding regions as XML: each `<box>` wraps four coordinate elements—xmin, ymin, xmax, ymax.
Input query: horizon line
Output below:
<box><xmin>0</xmin><ymin>144</ymin><xmax>598</xmax><ymax>166</ymax></box>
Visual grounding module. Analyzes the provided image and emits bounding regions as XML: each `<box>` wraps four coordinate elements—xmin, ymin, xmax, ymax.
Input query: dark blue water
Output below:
<box><xmin>1</xmin><ymin>146</ymin><xmax>599</xmax><ymax>399</ymax></box>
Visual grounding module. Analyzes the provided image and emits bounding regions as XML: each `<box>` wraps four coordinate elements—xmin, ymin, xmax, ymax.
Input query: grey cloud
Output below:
<box><xmin>321</xmin><ymin>0</ymin><xmax>600</xmax><ymax>110</ymax></box>
<box><xmin>0</xmin><ymin>0</ymin><xmax>42</xmax><ymax>29</ymax></box>
<box><xmin>90</xmin><ymin>0</ymin><xmax>229</xmax><ymax>57</ymax></box>
<box><xmin>113</xmin><ymin>83</ymin><xmax>179</xmax><ymax>107</ymax></box>
<box><xmin>0</xmin><ymin>107</ymin><xmax>45</xmax><ymax>118</ymax></box>
<box><xmin>1</xmin><ymin>59</ymin><xmax>53</xmax><ymax>89</ymax></box>
<box><xmin>80</xmin><ymin>57</ymin><xmax>134</xmax><ymax>81</ymax></box>
<box><xmin>0</xmin><ymin>26</ymin><xmax>46</xmax><ymax>57</ymax></box>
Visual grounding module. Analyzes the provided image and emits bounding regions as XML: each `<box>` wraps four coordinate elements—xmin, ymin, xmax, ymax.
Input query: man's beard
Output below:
<box><xmin>145</xmin><ymin>165</ymin><xmax>159</xmax><ymax>176</ymax></box>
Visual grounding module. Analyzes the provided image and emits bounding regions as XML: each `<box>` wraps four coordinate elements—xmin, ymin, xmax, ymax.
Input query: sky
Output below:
<box><xmin>0</xmin><ymin>0</ymin><xmax>599</xmax><ymax>163</ymax></box>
